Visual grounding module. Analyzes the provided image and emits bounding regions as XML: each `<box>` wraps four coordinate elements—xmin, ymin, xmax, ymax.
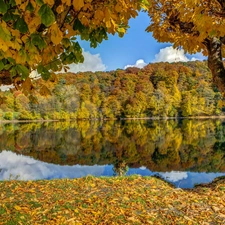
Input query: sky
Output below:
<box><xmin>0</xmin><ymin>150</ymin><xmax>224</xmax><ymax>188</ymax></box>
<box><xmin>68</xmin><ymin>11</ymin><xmax>206</xmax><ymax>73</ymax></box>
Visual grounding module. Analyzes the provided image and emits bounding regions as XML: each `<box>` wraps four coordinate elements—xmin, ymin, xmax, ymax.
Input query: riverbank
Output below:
<box><xmin>0</xmin><ymin>176</ymin><xmax>224</xmax><ymax>224</ymax></box>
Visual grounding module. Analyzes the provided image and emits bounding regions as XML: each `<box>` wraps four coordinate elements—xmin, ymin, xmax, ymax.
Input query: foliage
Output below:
<box><xmin>1</xmin><ymin>0</ymin><xmax>225</xmax><ymax>92</ymax></box>
<box><xmin>0</xmin><ymin>176</ymin><xmax>225</xmax><ymax>224</ymax></box>
<box><xmin>0</xmin><ymin>0</ymin><xmax>146</xmax><ymax>87</ymax></box>
<box><xmin>0</xmin><ymin>61</ymin><xmax>224</xmax><ymax>119</ymax></box>
<box><xmin>146</xmin><ymin>0</ymin><xmax>225</xmax><ymax>92</ymax></box>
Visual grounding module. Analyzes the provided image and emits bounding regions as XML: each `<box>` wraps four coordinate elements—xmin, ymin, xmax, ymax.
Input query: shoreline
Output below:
<box><xmin>1</xmin><ymin>115</ymin><xmax>225</xmax><ymax>124</ymax></box>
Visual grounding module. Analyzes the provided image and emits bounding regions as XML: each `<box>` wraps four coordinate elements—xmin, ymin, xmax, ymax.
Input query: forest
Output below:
<box><xmin>0</xmin><ymin>61</ymin><xmax>225</xmax><ymax>120</ymax></box>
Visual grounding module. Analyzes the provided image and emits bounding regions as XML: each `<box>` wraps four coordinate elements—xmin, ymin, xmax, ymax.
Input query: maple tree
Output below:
<box><xmin>0</xmin><ymin>0</ymin><xmax>146</xmax><ymax>87</ymax></box>
<box><xmin>147</xmin><ymin>0</ymin><xmax>225</xmax><ymax>92</ymax></box>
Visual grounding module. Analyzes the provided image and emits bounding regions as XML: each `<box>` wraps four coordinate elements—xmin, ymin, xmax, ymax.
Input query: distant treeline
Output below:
<box><xmin>0</xmin><ymin>61</ymin><xmax>225</xmax><ymax>120</ymax></box>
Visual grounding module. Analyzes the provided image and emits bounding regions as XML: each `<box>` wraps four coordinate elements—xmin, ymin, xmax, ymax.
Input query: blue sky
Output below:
<box><xmin>78</xmin><ymin>12</ymin><xmax>169</xmax><ymax>71</ymax></box>
<box><xmin>70</xmin><ymin>11</ymin><xmax>206</xmax><ymax>73</ymax></box>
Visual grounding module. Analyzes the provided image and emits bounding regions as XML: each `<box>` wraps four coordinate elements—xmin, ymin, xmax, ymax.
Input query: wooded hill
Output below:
<box><xmin>0</xmin><ymin>61</ymin><xmax>225</xmax><ymax>120</ymax></box>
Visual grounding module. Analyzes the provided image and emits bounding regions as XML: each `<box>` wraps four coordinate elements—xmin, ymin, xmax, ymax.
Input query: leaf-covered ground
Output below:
<box><xmin>0</xmin><ymin>176</ymin><xmax>225</xmax><ymax>225</ymax></box>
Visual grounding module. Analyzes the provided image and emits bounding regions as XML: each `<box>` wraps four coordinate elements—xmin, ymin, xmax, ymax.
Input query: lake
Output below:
<box><xmin>0</xmin><ymin>119</ymin><xmax>225</xmax><ymax>188</ymax></box>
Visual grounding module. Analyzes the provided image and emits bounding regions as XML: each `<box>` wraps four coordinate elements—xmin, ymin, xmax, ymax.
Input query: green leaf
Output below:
<box><xmin>36</xmin><ymin>0</ymin><xmax>44</xmax><ymax>6</ymax></box>
<box><xmin>72</xmin><ymin>42</ymin><xmax>82</xmax><ymax>54</ymax></box>
<box><xmin>3</xmin><ymin>11</ymin><xmax>13</xmax><ymax>22</ymax></box>
<box><xmin>0</xmin><ymin>61</ymin><xmax>4</xmax><ymax>71</ymax></box>
<box><xmin>37</xmin><ymin>64</ymin><xmax>50</xmax><ymax>80</ymax></box>
<box><xmin>0</xmin><ymin>24</ymin><xmax>11</xmax><ymax>41</ymax></box>
<box><xmin>10</xmin><ymin>66</ymin><xmax>17</xmax><ymax>77</ymax></box>
<box><xmin>7</xmin><ymin>57</ymin><xmax>15</xmax><ymax>64</ymax></box>
<box><xmin>14</xmin><ymin>17</ymin><xmax>28</xmax><ymax>34</ymax></box>
<box><xmin>18</xmin><ymin>49</ymin><xmax>29</xmax><ymax>63</ymax></box>
<box><xmin>2</xmin><ymin>10</ymin><xmax>19</xmax><ymax>22</ymax></box>
<box><xmin>209</xmin><ymin>30</ymin><xmax>217</xmax><ymax>37</ymax></box>
<box><xmin>25</xmin><ymin>39</ymin><xmax>38</xmax><ymax>53</ymax></box>
<box><xmin>26</xmin><ymin>2</ymin><xmax>35</xmax><ymax>12</ymax></box>
<box><xmin>16</xmin><ymin>65</ymin><xmax>30</xmax><ymax>80</ymax></box>
<box><xmin>73</xmin><ymin>19</ymin><xmax>86</xmax><ymax>32</ymax></box>
<box><xmin>31</xmin><ymin>34</ymin><xmax>46</xmax><ymax>50</ymax></box>
<box><xmin>46</xmin><ymin>60</ymin><xmax>60</xmax><ymax>71</ymax></box>
<box><xmin>4</xmin><ymin>64</ymin><xmax>12</xmax><ymax>70</ymax></box>
<box><xmin>38</xmin><ymin>4</ymin><xmax>55</xmax><ymax>27</ymax></box>
<box><xmin>8</xmin><ymin>0</ymin><xmax>16</xmax><ymax>7</ymax></box>
<box><xmin>0</xmin><ymin>0</ymin><xmax>8</xmax><ymax>14</ymax></box>
<box><xmin>62</xmin><ymin>38</ymin><xmax>71</xmax><ymax>48</ymax></box>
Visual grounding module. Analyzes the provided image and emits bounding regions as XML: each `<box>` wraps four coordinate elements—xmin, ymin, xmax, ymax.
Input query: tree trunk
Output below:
<box><xmin>203</xmin><ymin>37</ymin><xmax>225</xmax><ymax>93</ymax></box>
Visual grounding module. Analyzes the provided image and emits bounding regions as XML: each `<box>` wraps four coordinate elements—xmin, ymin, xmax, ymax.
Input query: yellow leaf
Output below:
<box><xmin>15</xmin><ymin>0</ymin><xmax>22</xmax><ymax>5</ymax></box>
<box><xmin>0</xmin><ymin>39</ymin><xmax>8</xmax><ymax>52</ymax></box>
<box><xmin>105</xmin><ymin>8</ymin><xmax>111</xmax><ymax>22</ymax></box>
<box><xmin>62</xmin><ymin>0</ymin><xmax>71</xmax><ymax>6</ymax></box>
<box><xmin>127</xmin><ymin>216</ymin><xmax>139</xmax><ymax>222</ymax></box>
<box><xmin>80</xmin><ymin>16</ymin><xmax>89</xmax><ymax>26</ymax></box>
<box><xmin>14</xmin><ymin>205</ymin><xmax>22</xmax><ymax>211</ymax></box>
<box><xmin>95</xmin><ymin>9</ymin><xmax>104</xmax><ymax>21</ymax></box>
<box><xmin>115</xmin><ymin>3</ymin><xmax>122</xmax><ymax>13</ymax></box>
<box><xmin>73</xmin><ymin>0</ymin><xmax>84</xmax><ymax>11</ymax></box>
<box><xmin>65</xmin><ymin>24</ymin><xmax>77</xmax><ymax>38</ymax></box>
<box><xmin>106</xmin><ymin>20</ymin><xmax>111</xmax><ymax>28</ymax></box>
<box><xmin>22</xmin><ymin>77</ymin><xmax>33</xmax><ymax>94</ymax></box>
<box><xmin>56</xmin><ymin>5</ymin><xmax>64</xmax><ymax>14</ymax></box>
<box><xmin>39</xmin><ymin>85</ymin><xmax>51</xmax><ymax>96</ymax></box>
<box><xmin>50</xmin><ymin>23</ymin><xmax>63</xmax><ymax>45</ymax></box>
<box><xmin>19</xmin><ymin>1</ymin><xmax>28</xmax><ymax>11</ymax></box>
<box><xmin>44</xmin><ymin>0</ymin><xmax>54</xmax><ymax>6</ymax></box>
<box><xmin>27</xmin><ymin>16</ymin><xmax>41</xmax><ymax>33</ymax></box>
<box><xmin>11</xmin><ymin>29</ymin><xmax>21</xmax><ymax>38</ymax></box>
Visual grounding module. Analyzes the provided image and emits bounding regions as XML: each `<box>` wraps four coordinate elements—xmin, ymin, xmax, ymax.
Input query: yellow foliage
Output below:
<box><xmin>73</xmin><ymin>0</ymin><xmax>84</xmax><ymax>11</ymax></box>
<box><xmin>0</xmin><ymin>0</ymin><xmax>146</xmax><ymax>89</ymax></box>
<box><xmin>50</xmin><ymin>23</ymin><xmax>63</xmax><ymax>45</ymax></box>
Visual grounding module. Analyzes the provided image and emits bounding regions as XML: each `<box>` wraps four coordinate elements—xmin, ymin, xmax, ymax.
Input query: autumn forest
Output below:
<box><xmin>0</xmin><ymin>61</ymin><xmax>225</xmax><ymax>121</ymax></box>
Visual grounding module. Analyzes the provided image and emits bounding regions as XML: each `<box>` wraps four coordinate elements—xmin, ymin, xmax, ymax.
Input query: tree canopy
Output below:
<box><xmin>147</xmin><ymin>0</ymin><xmax>225</xmax><ymax>92</ymax></box>
<box><xmin>0</xmin><ymin>0</ymin><xmax>147</xmax><ymax>87</ymax></box>
<box><xmin>1</xmin><ymin>0</ymin><xmax>225</xmax><ymax>92</ymax></box>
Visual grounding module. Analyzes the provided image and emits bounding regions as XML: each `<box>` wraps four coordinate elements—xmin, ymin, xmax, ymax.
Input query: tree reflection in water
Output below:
<box><xmin>0</xmin><ymin>119</ymin><xmax>225</xmax><ymax>173</ymax></box>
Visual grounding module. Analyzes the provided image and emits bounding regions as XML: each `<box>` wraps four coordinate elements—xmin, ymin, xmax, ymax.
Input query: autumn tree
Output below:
<box><xmin>0</xmin><ymin>0</ymin><xmax>146</xmax><ymax>88</ymax></box>
<box><xmin>147</xmin><ymin>0</ymin><xmax>225</xmax><ymax>92</ymax></box>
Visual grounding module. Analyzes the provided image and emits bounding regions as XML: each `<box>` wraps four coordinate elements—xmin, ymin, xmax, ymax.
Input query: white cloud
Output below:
<box><xmin>0</xmin><ymin>84</ymin><xmax>14</xmax><ymax>92</ymax></box>
<box><xmin>159</xmin><ymin>171</ymin><xmax>188</xmax><ymax>182</ymax></box>
<box><xmin>153</xmin><ymin>46</ymin><xmax>201</xmax><ymax>63</ymax></box>
<box><xmin>0</xmin><ymin>151</ymin><xmax>105</xmax><ymax>180</ymax></box>
<box><xmin>68</xmin><ymin>50</ymin><xmax>106</xmax><ymax>73</ymax></box>
<box><xmin>154</xmin><ymin>47</ymin><xmax>189</xmax><ymax>63</ymax></box>
<box><xmin>139</xmin><ymin>166</ymin><xmax>146</xmax><ymax>170</ymax></box>
<box><xmin>124</xmin><ymin>59</ymin><xmax>147</xmax><ymax>69</ymax></box>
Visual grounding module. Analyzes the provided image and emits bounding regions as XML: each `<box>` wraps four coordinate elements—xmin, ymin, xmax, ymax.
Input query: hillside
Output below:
<box><xmin>0</xmin><ymin>61</ymin><xmax>224</xmax><ymax>120</ymax></box>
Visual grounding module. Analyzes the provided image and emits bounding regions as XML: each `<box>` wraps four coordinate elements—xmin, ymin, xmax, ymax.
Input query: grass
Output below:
<box><xmin>0</xmin><ymin>175</ymin><xmax>224</xmax><ymax>224</ymax></box>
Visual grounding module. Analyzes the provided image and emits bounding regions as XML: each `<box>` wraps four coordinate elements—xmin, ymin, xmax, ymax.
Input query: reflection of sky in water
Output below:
<box><xmin>0</xmin><ymin>151</ymin><xmax>224</xmax><ymax>188</ymax></box>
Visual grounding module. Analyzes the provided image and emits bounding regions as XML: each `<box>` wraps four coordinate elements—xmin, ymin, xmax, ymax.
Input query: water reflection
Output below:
<box><xmin>0</xmin><ymin>119</ymin><xmax>225</xmax><ymax>188</ymax></box>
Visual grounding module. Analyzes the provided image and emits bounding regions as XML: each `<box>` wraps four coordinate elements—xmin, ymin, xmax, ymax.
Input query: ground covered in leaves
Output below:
<box><xmin>0</xmin><ymin>176</ymin><xmax>225</xmax><ymax>225</ymax></box>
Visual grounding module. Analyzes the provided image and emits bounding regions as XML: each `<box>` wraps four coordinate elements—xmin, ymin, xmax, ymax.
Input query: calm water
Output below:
<box><xmin>0</xmin><ymin>119</ymin><xmax>225</xmax><ymax>188</ymax></box>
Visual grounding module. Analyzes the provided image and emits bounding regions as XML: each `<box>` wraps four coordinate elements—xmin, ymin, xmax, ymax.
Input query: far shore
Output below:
<box><xmin>1</xmin><ymin>115</ymin><xmax>225</xmax><ymax>124</ymax></box>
